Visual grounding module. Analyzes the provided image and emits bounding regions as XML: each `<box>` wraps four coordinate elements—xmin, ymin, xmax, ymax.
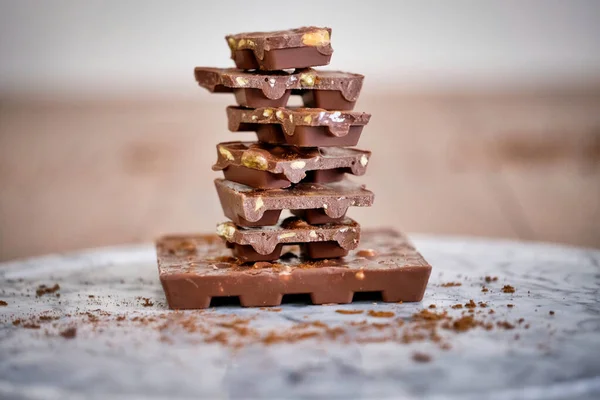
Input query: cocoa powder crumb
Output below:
<box><xmin>549</xmin><ymin>311</ymin><xmax>555</xmax><ymax>315</ymax></box>
<box><xmin>497</xmin><ymin>321</ymin><xmax>515</xmax><ymax>330</ymax></box>
<box><xmin>451</xmin><ymin>304</ymin><xmax>463</xmax><ymax>309</ymax></box>
<box><xmin>22</xmin><ymin>322</ymin><xmax>41</xmax><ymax>329</ymax></box>
<box><xmin>335</xmin><ymin>309</ymin><xmax>364</xmax><ymax>315</ymax></box>
<box><xmin>465</xmin><ymin>300</ymin><xmax>477</xmax><ymax>308</ymax></box>
<box><xmin>12</xmin><ymin>319</ymin><xmax>21</xmax><ymax>326</ymax></box>
<box><xmin>138</xmin><ymin>297</ymin><xmax>154</xmax><ymax>307</ymax></box>
<box><xmin>367</xmin><ymin>310</ymin><xmax>395</xmax><ymax>318</ymax></box>
<box><xmin>481</xmin><ymin>287</ymin><xmax>489</xmax><ymax>293</ymax></box>
<box><xmin>485</xmin><ymin>276</ymin><xmax>498</xmax><ymax>283</ymax></box>
<box><xmin>0</xmin><ymin>300</ymin><xmax>7</xmax><ymax>306</ymax></box>
<box><xmin>36</xmin><ymin>284</ymin><xmax>60</xmax><ymax>297</ymax></box>
<box><xmin>507</xmin><ymin>304</ymin><xmax>514</xmax><ymax>308</ymax></box>
<box><xmin>440</xmin><ymin>282</ymin><xmax>462</xmax><ymax>287</ymax></box>
<box><xmin>88</xmin><ymin>295</ymin><xmax>95</xmax><ymax>298</ymax></box>
<box><xmin>60</xmin><ymin>327</ymin><xmax>77</xmax><ymax>339</ymax></box>
<box><xmin>429</xmin><ymin>304</ymin><xmax>437</xmax><ymax>309</ymax></box>
<box><xmin>488</xmin><ymin>309</ymin><xmax>495</xmax><ymax>314</ymax></box>
<box><xmin>478</xmin><ymin>302</ymin><xmax>488</xmax><ymax>308</ymax></box>
<box><xmin>412</xmin><ymin>352</ymin><xmax>432</xmax><ymax>363</ymax></box>
<box><xmin>502</xmin><ymin>285</ymin><xmax>515</xmax><ymax>294</ymax></box>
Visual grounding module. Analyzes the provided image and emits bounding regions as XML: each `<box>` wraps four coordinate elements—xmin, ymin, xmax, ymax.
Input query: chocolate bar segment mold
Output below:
<box><xmin>216</xmin><ymin>217</ymin><xmax>360</xmax><ymax>262</ymax></box>
<box><xmin>212</xmin><ymin>142</ymin><xmax>371</xmax><ymax>189</ymax></box>
<box><xmin>214</xmin><ymin>178</ymin><xmax>374</xmax><ymax>227</ymax></box>
<box><xmin>194</xmin><ymin>67</ymin><xmax>364</xmax><ymax>110</ymax></box>
<box><xmin>157</xmin><ymin>229</ymin><xmax>432</xmax><ymax>308</ymax></box>
<box><xmin>227</xmin><ymin>106</ymin><xmax>370</xmax><ymax>147</ymax></box>
<box><xmin>226</xmin><ymin>27</ymin><xmax>333</xmax><ymax>70</ymax></box>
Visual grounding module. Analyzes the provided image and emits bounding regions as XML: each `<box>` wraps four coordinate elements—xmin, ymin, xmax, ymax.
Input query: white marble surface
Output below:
<box><xmin>1</xmin><ymin>235</ymin><xmax>600</xmax><ymax>400</ymax></box>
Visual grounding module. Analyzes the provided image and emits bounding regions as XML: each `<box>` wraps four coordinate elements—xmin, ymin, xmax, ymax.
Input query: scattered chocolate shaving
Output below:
<box><xmin>481</xmin><ymin>287</ymin><xmax>489</xmax><ymax>293</ymax></box>
<box><xmin>36</xmin><ymin>284</ymin><xmax>60</xmax><ymax>297</ymax></box>
<box><xmin>428</xmin><ymin>304</ymin><xmax>437</xmax><ymax>309</ymax></box>
<box><xmin>465</xmin><ymin>299</ymin><xmax>477</xmax><ymax>308</ymax></box>
<box><xmin>451</xmin><ymin>304</ymin><xmax>463</xmax><ymax>309</ymax></box>
<box><xmin>367</xmin><ymin>310</ymin><xmax>395</xmax><ymax>318</ymax></box>
<box><xmin>497</xmin><ymin>321</ymin><xmax>515</xmax><ymax>330</ymax></box>
<box><xmin>138</xmin><ymin>297</ymin><xmax>154</xmax><ymax>307</ymax></box>
<box><xmin>549</xmin><ymin>311</ymin><xmax>555</xmax><ymax>315</ymax></box>
<box><xmin>12</xmin><ymin>319</ymin><xmax>21</xmax><ymax>326</ymax></box>
<box><xmin>485</xmin><ymin>276</ymin><xmax>498</xmax><ymax>283</ymax></box>
<box><xmin>60</xmin><ymin>327</ymin><xmax>77</xmax><ymax>339</ymax></box>
<box><xmin>412</xmin><ymin>352</ymin><xmax>432</xmax><ymax>363</ymax></box>
<box><xmin>507</xmin><ymin>304</ymin><xmax>514</xmax><ymax>308</ymax></box>
<box><xmin>0</xmin><ymin>300</ymin><xmax>7</xmax><ymax>306</ymax></box>
<box><xmin>335</xmin><ymin>309</ymin><xmax>363</xmax><ymax>315</ymax></box>
<box><xmin>502</xmin><ymin>285</ymin><xmax>515</xmax><ymax>294</ymax></box>
<box><xmin>440</xmin><ymin>282</ymin><xmax>462</xmax><ymax>287</ymax></box>
<box><xmin>22</xmin><ymin>322</ymin><xmax>41</xmax><ymax>329</ymax></box>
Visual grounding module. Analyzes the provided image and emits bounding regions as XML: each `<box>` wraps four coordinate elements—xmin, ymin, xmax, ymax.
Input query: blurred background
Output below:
<box><xmin>1</xmin><ymin>0</ymin><xmax>599</xmax><ymax>261</ymax></box>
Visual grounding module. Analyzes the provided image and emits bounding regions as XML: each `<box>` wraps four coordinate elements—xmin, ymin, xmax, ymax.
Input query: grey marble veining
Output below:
<box><xmin>0</xmin><ymin>235</ymin><xmax>599</xmax><ymax>400</ymax></box>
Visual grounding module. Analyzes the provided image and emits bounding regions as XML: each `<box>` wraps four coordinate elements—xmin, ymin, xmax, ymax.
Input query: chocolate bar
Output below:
<box><xmin>227</xmin><ymin>106</ymin><xmax>370</xmax><ymax>147</ymax></box>
<box><xmin>216</xmin><ymin>217</ymin><xmax>359</xmax><ymax>262</ymax></box>
<box><xmin>214</xmin><ymin>178</ymin><xmax>374</xmax><ymax>227</ymax></box>
<box><xmin>157</xmin><ymin>229</ymin><xmax>432</xmax><ymax>308</ymax></box>
<box><xmin>212</xmin><ymin>142</ymin><xmax>370</xmax><ymax>189</ymax></box>
<box><xmin>194</xmin><ymin>67</ymin><xmax>364</xmax><ymax>110</ymax></box>
<box><xmin>226</xmin><ymin>27</ymin><xmax>333</xmax><ymax>70</ymax></box>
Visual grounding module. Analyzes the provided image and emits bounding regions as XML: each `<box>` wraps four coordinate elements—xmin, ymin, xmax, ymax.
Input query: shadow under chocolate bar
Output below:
<box><xmin>227</xmin><ymin>106</ymin><xmax>371</xmax><ymax>147</ymax></box>
<box><xmin>214</xmin><ymin>178</ymin><xmax>374</xmax><ymax>227</ymax></box>
<box><xmin>216</xmin><ymin>217</ymin><xmax>360</xmax><ymax>262</ymax></box>
<box><xmin>226</xmin><ymin>27</ymin><xmax>333</xmax><ymax>71</ymax></box>
<box><xmin>194</xmin><ymin>67</ymin><xmax>363</xmax><ymax>110</ymax></box>
<box><xmin>212</xmin><ymin>142</ymin><xmax>371</xmax><ymax>189</ymax></box>
<box><xmin>157</xmin><ymin>229</ymin><xmax>432</xmax><ymax>308</ymax></box>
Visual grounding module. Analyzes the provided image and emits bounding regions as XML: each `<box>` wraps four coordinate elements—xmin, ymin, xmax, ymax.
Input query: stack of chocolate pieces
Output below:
<box><xmin>157</xmin><ymin>27</ymin><xmax>432</xmax><ymax>309</ymax></box>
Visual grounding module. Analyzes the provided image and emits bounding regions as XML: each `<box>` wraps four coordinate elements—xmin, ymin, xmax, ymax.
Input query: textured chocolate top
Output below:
<box><xmin>214</xmin><ymin>178</ymin><xmax>374</xmax><ymax>223</ymax></box>
<box><xmin>226</xmin><ymin>27</ymin><xmax>333</xmax><ymax>61</ymax></box>
<box><xmin>212</xmin><ymin>142</ymin><xmax>370</xmax><ymax>183</ymax></box>
<box><xmin>216</xmin><ymin>217</ymin><xmax>360</xmax><ymax>255</ymax></box>
<box><xmin>157</xmin><ymin>229</ymin><xmax>430</xmax><ymax>276</ymax></box>
<box><xmin>227</xmin><ymin>106</ymin><xmax>371</xmax><ymax>137</ymax></box>
<box><xmin>194</xmin><ymin>68</ymin><xmax>364</xmax><ymax>101</ymax></box>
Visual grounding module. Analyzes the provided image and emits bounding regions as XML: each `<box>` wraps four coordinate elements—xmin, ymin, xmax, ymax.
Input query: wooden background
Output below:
<box><xmin>1</xmin><ymin>88</ymin><xmax>599</xmax><ymax>261</ymax></box>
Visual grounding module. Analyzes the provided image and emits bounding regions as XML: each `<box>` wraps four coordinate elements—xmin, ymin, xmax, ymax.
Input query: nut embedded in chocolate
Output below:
<box><xmin>212</xmin><ymin>142</ymin><xmax>371</xmax><ymax>189</ymax></box>
<box><xmin>194</xmin><ymin>67</ymin><xmax>364</xmax><ymax>110</ymax></box>
<box><xmin>227</xmin><ymin>106</ymin><xmax>371</xmax><ymax>147</ymax></box>
<box><xmin>214</xmin><ymin>178</ymin><xmax>374</xmax><ymax>227</ymax></box>
<box><xmin>226</xmin><ymin>27</ymin><xmax>333</xmax><ymax>70</ymax></box>
<box><xmin>157</xmin><ymin>229</ymin><xmax>432</xmax><ymax>308</ymax></box>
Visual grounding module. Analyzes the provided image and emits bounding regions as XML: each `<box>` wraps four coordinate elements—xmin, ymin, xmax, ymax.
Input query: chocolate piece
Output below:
<box><xmin>157</xmin><ymin>229</ymin><xmax>432</xmax><ymax>308</ymax></box>
<box><xmin>214</xmin><ymin>178</ymin><xmax>374</xmax><ymax>227</ymax></box>
<box><xmin>227</xmin><ymin>107</ymin><xmax>370</xmax><ymax>147</ymax></box>
<box><xmin>213</xmin><ymin>142</ymin><xmax>370</xmax><ymax>189</ymax></box>
<box><xmin>216</xmin><ymin>217</ymin><xmax>360</xmax><ymax>262</ymax></box>
<box><xmin>194</xmin><ymin>68</ymin><xmax>364</xmax><ymax>110</ymax></box>
<box><xmin>226</xmin><ymin>27</ymin><xmax>333</xmax><ymax>70</ymax></box>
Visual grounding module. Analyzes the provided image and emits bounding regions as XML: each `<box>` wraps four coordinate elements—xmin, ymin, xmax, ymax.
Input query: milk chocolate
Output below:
<box><xmin>194</xmin><ymin>67</ymin><xmax>364</xmax><ymax>110</ymax></box>
<box><xmin>213</xmin><ymin>142</ymin><xmax>370</xmax><ymax>189</ymax></box>
<box><xmin>157</xmin><ymin>229</ymin><xmax>432</xmax><ymax>308</ymax></box>
<box><xmin>216</xmin><ymin>217</ymin><xmax>360</xmax><ymax>262</ymax></box>
<box><xmin>227</xmin><ymin>106</ymin><xmax>370</xmax><ymax>147</ymax></box>
<box><xmin>226</xmin><ymin>27</ymin><xmax>333</xmax><ymax>70</ymax></box>
<box><xmin>214</xmin><ymin>178</ymin><xmax>374</xmax><ymax>227</ymax></box>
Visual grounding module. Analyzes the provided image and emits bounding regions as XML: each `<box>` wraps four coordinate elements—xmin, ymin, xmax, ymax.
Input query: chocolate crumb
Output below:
<box><xmin>485</xmin><ymin>276</ymin><xmax>498</xmax><ymax>283</ymax></box>
<box><xmin>502</xmin><ymin>285</ymin><xmax>515</xmax><ymax>294</ymax></box>
<box><xmin>451</xmin><ymin>304</ymin><xmax>463</xmax><ymax>309</ymax></box>
<box><xmin>367</xmin><ymin>310</ymin><xmax>395</xmax><ymax>318</ymax></box>
<box><xmin>22</xmin><ymin>322</ymin><xmax>41</xmax><ymax>329</ymax></box>
<box><xmin>139</xmin><ymin>297</ymin><xmax>154</xmax><ymax>307</ymax></box>
<box><xmin>507</xmin><ymin>304</ymin><xmax>514</xmax><ymax>308</ymax></box>
<box><xmin>335</xmin><ymin>309</ymin><xmax>364</xmax><ymax>315</ymax></box>
<box><xmin>36</xmin><ymin>283</ymin><xmax>60</xmax><ymax>297</ymax></box>
<box><xmin>440</xmin><ymin>282</ymin><xmax>462</xmax><ymax>287</ymax></box>
<box><xmin>88</xmin><ymin>295</ymin><xmax>95</xmax><ymax>298</ymax></box>
<box><xmin>412</xmin><ymin>352</ymin><xmax>432</xmax><ymax>363</ymax></box>
<box><xmin>0</xmin><ymin>300</ymin><xmax>7</xmax><ymax>306</ymax></box>
<box><xmin>481</xmin><ymin>287</ymin><xmax>489</xmax><ymax>293</ymax></box>
<box><xmin>549</xmin><ymin>311</ymin><xmax>555</xmax><ymax>315</ymax></box>
<box><xmin>60</xmin><ymin>327</ymin><xmax>77</xmax><ymax>339</ymax></box>
<box><xmin>497</xmin><ymin>321</ymin><xmax>515</xmax><ymax>330</ymax></box>
<box><xmin>12</xmin><ymin>319</ymin><xmax>21</xmax><ymax>326</ymax></box>
<box><xmin>428</xmin><ymin>304</ymin><xmax>436</xmax><ymax>309</ymax></box>
<box><xmin>465</xmin><ymin>299</ymin><xmax>477</xmax><ymax>308</ymax></box>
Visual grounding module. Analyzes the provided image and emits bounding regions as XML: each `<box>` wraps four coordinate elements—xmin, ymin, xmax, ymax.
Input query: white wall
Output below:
<box><xmin>1</xmin><ymin>0</ymin><xmax>599</xmax><ymax>96</ymax></box>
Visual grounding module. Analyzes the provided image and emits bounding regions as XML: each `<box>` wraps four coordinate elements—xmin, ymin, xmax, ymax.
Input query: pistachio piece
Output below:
<box><xmin>218</xmin><ymin>145</ymin><xmax>234</xmax><ymax>161</ymax></box>
<box><xmin>301</xmin><ymin>29</ymin><xmax>330</xmax><ymax>46</ymax></box>
<box><xmin>235</xmin><ymin>76</ymin><xmax>249</xmax><ymax>86</ymax></box>
<box><xmin>216</xmin><ymin>222</ymin><xmax>236</xmax><ymax>241</ymax></box>
<box><xmin>241</xmin><ymin>150</ymin><xmax>269</xmax><ymax>170</ymax></box>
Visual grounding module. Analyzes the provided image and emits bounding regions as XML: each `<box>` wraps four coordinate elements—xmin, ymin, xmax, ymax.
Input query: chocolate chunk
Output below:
<box><xmin>194</xmin><ymin>67</ymin><xmax>364</xmax><ymax>110</ymax></box>
<box><xmin>157</xmin><ymin>229</ymin><xmax>432</xmax><ymax>308</ymax></box>
<box><xmin>227</xmin><ymin>106</ymin><xmax>370</xmax><ymax>147</ymax></box>
<box><xmin>214</xmin><ymin>178</ymin><xmax>374</xmax><ymax>227</ymax></box>
<box><xmin>226</xmin><ymin>27</ymin><xmax>333</xmax><ymax>70</ymax></box>
<box><xmin>213</xmin><ymin>142</ymin><xmax>370</xmax><ymax>189</ymax></box>
<box><xmin>216</xmin><ymin>217</ymin><xmax>360</xmax><ymax>259</ymax></box>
